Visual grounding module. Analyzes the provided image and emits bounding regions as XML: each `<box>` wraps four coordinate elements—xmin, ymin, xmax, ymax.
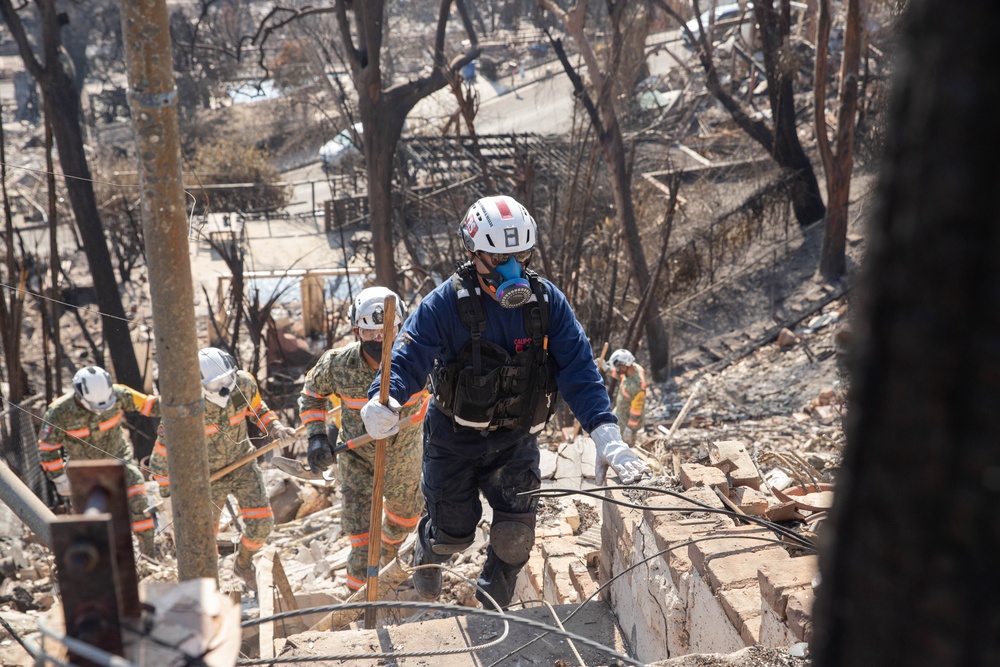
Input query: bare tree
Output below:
<box><xmin>538</xmin><ymin>0</ymin><xmax>673</xmax><ymax>379</ymax></box>
<box><xmin>652</xmin><ymin>0</ymin><xmax>827</xmax><ymax>227</ymax></box>
<box><xmin>812</xmin><ymin>0</ymin><xmax>1000</xmax><ymax>663</ymax></box>
<box><xmin>239</xmin><ymin>1</ymin><xmax>479</xmax><ymax>293</ymax></box>
<box><xmin>0</xmin><ymin>1</ymin><xmax>144</xmax><ymax>392</ymax></box>
<box><xmin>814</xmin><ymin>0</ymin><xmax>862</xmax><ymax>279</ymax></box>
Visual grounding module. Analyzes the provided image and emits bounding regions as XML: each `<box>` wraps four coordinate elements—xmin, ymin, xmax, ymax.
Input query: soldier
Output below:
<box><xmin>38</xmin><ymin>366</ymin><xmax>160</xmax><ymax>556</ymax></box>
<box><xmin>363</xmin><ymin>195</ymin><xmax>650</xmax><ymax>609</ymax></box>
<box><xmin>299</xmin><ymin>287</ymin><xmax>428</xmax><ymax>593</ymax></box>
<box><xmin>150</xmin><ymin>348</ymin><xmax>295</xmax><ymax>590</ymax></box>
<box><xmin>607</xmin><ymin>349</ymin><xmax>647</xmax><ymax>446</ymax></box>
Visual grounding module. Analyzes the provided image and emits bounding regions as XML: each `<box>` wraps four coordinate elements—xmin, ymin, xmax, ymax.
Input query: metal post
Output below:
<box><xmin>0</xmin><ymin>460</ymin><xmax>56</xmax><ymax>548</ymax></box>
<box><xmin>67</xmin><ymin>461</ymin><xmax>141</xmax><ymax>619</ymax></box>
<box><xmin>120</xmin><ymin>0</ymin><xmax>217</xmax><ymax>580</ymax></box>
<box><xmin>311</xmin><ymin>180</ymin><xmax>316</xmax><ymax>218</ymax></box>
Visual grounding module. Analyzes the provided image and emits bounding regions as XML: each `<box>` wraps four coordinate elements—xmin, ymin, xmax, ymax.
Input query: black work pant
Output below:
<box><xmin>421</xmin><ymin>426</ymin><xmax>541</xmax><ymax>607</ymax></box>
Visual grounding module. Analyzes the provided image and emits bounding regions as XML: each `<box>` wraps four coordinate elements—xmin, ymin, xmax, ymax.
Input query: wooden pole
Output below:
<box><xmin>364</xmin><ymin>295</ymin><xmax>397</xmax><ymax>629</ymax></box>
<box><xmin>120</xmin><ymin>0</ymin><xmax>216</xmax><ymax>580</ymax></box>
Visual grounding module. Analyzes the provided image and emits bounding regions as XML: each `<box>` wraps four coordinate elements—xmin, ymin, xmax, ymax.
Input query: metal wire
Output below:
<box><xmin>488</xmin><ymin>533</ymin><xmax>799</xmax><ymax>667</ymax></box>
<box><xmin>527</xmin><ymin>484</ymin><xmax>817</xmax><ymax>550</ymax></box>
<box><xmin>237</xmin><ymin>600</ymin><xmax>642</xmax><ymax>666</ymax></box>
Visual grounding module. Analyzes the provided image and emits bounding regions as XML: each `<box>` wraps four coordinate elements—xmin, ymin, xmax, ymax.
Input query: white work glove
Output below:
<box><xmin>622</xmin><ymin>426</ymin><xmax>634</xmax><ymax>442</ymax></box>
<box><xmin>270</xmin><ymin>423</ymin><xmax>297</xmax><ymax>442</ymax></box>
<box><xmin>361</xmin><ymin>396</ymin><xmax>402</xmax><ymax>439</ymax></box>
<box><xmin>590</xmin><ymin>422</ymin><xmax>650</xmax><ymax>485</ymax></box>
<box><xmin>52</xmin><ymin>473</ymin><xmax>71</xmax><ymax>497</ymax></box>
<box><xmin>596</xmin><ymin>358</ymin><xmax>608</xmax><ymax>373</ymax></box>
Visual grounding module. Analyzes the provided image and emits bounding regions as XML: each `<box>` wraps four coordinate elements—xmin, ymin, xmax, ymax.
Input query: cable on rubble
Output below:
<box><xmin>236</xmin><ymin>600</ymin><xmax>642</xmax><ymax>667</ymax></box>
<box><xmin>528</xmin><ymin>484</ymin><xmax>817</xmax><ymax>550</ymax></box>
<box><xmin>487</xmin><ymin>532</ymin><xmax>803</xmax><ymax>667</ymax></box>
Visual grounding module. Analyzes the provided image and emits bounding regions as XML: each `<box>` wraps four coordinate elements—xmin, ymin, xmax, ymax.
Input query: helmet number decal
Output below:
<box><xmin>504</xmin><ymin>227</ymin><xmax>519</xmax><ymax>248</ymax></box>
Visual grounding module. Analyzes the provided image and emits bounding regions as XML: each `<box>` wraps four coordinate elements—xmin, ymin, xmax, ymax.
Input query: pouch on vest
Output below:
<box><xmin>438</xmin><ymin>339</ymin><xmax>512</xmax><ymax>430</ymax></box>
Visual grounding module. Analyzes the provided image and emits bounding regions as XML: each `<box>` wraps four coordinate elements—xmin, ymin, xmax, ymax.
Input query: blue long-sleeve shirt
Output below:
<box><xmin>369</xmin><ymin>273</ymin><xmax>616</xmax><ymax>446</ymax></box>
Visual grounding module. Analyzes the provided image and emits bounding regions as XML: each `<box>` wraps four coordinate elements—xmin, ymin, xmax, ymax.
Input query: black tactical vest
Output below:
<box><xmin>431</xmin><ymin>263</ymin><xmax>558</xmax><ymax>435</ymax></box>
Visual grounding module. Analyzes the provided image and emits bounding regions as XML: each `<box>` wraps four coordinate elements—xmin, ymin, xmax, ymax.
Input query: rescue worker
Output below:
<box><xmin>37</xmin><ymin>366</ymin><xmax>160</xmax><ymax>556</ymax></box>
<box><xmin>299</xmin><ymin>287</ymin><xmax>428</xmax><ymax>593</ymax></box>
<box><xmin>150</xmin><ymin>347</ymin><xmax>295</xmax><ymax>590</ymax></box>
<box><xmin>361</xmin><ymin>195</ymin><xmax>650</xmax><ymax>609</ymax></box>
<box><xmin>607</xmin><ymin>349</ymin><xmax>647</xmax><ymax>446</ymax></box>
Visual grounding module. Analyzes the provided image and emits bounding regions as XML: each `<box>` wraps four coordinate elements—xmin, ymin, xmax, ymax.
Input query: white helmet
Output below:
<box><xmin>73</xmin><ymin>366</ymin><xmax>116</xmax><ymax>412</ymax></box>
<box><xmin>199</xmin><ymin>347</ymin><xmax>238</xmax><ymax>408</ymax></box>
<box><xmin>460</xmin><ymin>195</ymin><xmax>537</xmax><ymax>256</ymax></box>
<box><xmin>348</xmin><ymin>286</ymin><xmax>405</xmax><ymax>330</ymax></box>
<box><xmin>608</xmin><ymin>349</ymin><xmax>635</xmax><ymax>369</ymax></box>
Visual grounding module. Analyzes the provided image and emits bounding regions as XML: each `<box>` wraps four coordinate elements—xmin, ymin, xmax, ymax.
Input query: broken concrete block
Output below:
<box><xmin>764</xmin><ymin>501</ymin><xmax>803</xmax><ymax>522</ymax></box>
<box><xmin>718</xmin><ymin>585</ymin><xmax>763</xmax><ymax>646</ymax></box>
<box><xmin>688</xmin><ymin>527</ymin><xmax>789</xmax><ymax>589</ymax></box>
<box><xmin>568</xmin><ymin>561</ymin><xmax>599</xmax><ymax>603</ymax></box>
<box><xmin>758</xmin><ymin>555</ymin><xmax>818</xmax><ymax>619</ymax></box>
<box><xmin>785</xmin><ymin>587</ymin><xmax>815</xmax><ymax>642</ymax></box>
<box><xmin>708</xmin><ymin>440</ymin><xmax>762</xmax><ymax>490</ymax></box>
<box><xmin>732</xmin><ymin>487</ymin><xmax>769</xmax><ymax>516</ymax></box>
<box><xmin>680</xmin><ymin>463</ymin><xmax>730</xmax><ymax>496</ymax></box>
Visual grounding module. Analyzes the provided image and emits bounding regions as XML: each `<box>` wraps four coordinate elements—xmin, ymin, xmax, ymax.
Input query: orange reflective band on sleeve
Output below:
<box><xmin>41</xmin><ymin>460</ymin><xmax>65</xmax><ymax>472</ymax></box>
<box><xmin>141</xmin><ymin>396</ymin><xmax>157</xmax><ymax>417</ymax></box>
<box><xmin>66</xmin><ymin>427</ymin><xmax>90</xmax><ymax>439</ymax></box>
<box><xmin>384</xmin><ymin>508</ymin><xmax>420</xmax><ymax>528</ymax></box>
<box><xmin>98</xmin><ymin>412</ymin><xmax>123</xmax><ymax>432</ymax></box>
<box><xmin>205</xmin><ymin>424</ymin><xmax>220</xmax><ymax>436</ymax></box>
<box><xmin>345</xmin><ymin>573</ymin><xmax>365</xmax><ymax>590</ymax></box>
<box><xmin>627</xmin><ymin>420</ymin><xmax>639</xmax><ymax>428</ymax></box>
<box><xmin>256</xmin><ymin>410</ymin><xmax>278</xmax><ymax>426</ymax></box>
<box><xmin>154</xmin><ymin>475</ymin><xmax>170</xmax><ymax>486</ymax></box>
<box><xmin>153</xmin><ymin>443</ymin><xmax>168</xmax><ymax>456</ymax></box>
<box><xmin>349</xmin><ymin>532</ymin><xmax>370</xmax><ymax>548</ymax></box>
<box><xmin>340</xmin><ymin>396</ymin><xmax>368</xmax><ymax>410</ymax></box>
<box><xmin>630</xmin><ymin>408</ymin><xmax>643</xmax><ymax>417</ymax></box>
<box><xmin>240</xmin><ymin>506</ymin><xmax>274</xmax><ymax>520</ymax></box>
<box><xmin>302</xmin><ymin>386</ymin><xmax>326</xmax><ymax>399</ymax></box>
<box><xmin>38</xmin><ymin>442</ymin><xmax>62</xmax><ymax>452</ymax></box>
<box><xmin>240</xmin><ymin>535</ymin><xmax>265</xmax><ymax>551</ymax></box>
<box><xmin>132</xmin><ymin>518</ymin><xmax>155</xmax><ymax>532</ymax></box>
<box><xmin>299</xmin><ymin>410</ymin><xmax>327</xmax><ymax>424</ymax></box>
<box><xmin>381</xmin><ymin>533</ymin><xmax>405</xmax><ymax>545</ymax></box>
<box><xmin>127</xmin><ymin>484</ymin><xmax>146</xmax><ymax>498</ymax></box>
<box><xmin>228</xmin><ymin>411</ymin><xmax>248</xmax><ymax>426</ymax></box>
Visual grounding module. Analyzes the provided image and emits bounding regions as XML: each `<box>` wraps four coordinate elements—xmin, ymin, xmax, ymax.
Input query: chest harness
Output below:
<box><xmin>431</xmin><ymin>262</ymin><xmax>559</xmax><ymax>435</ymax></box>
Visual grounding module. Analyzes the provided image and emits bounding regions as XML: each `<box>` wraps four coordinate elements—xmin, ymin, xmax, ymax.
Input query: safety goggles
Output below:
<box><xmin>358</xmin><ymin>327</ymin><xmax>398</xmax><ymax>341</ymax></box>
<box><xmin>203</xmin><ymin>373</ymin><xmax>235</xmax><ymax>395</ymax></box>
<box><xmin>479</xmin><ymin>249</ymin><xmax>533</xmax><ymax>266</ymax></box>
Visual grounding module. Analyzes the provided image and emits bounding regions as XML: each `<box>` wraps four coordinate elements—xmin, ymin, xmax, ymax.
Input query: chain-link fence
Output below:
<box><xmin>1</xmin><ymin>397</ymin><xmax>52</xmax><ymax>507</ymax></box>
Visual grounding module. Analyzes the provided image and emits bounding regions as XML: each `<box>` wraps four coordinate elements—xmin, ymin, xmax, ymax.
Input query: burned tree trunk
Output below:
<box><xmin>813</xmin><ymin>1</ymin><xmax>1000</xmax><ymax>663</ymax></box>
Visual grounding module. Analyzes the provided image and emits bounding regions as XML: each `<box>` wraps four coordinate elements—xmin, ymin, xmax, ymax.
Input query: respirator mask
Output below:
<box><xmin>479</xmin><ymin>250</ymin><xmax>533</xmax><ymax>309</ymax></box>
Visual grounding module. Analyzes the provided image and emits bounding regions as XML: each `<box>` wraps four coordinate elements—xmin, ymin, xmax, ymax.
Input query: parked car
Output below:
<box><xmin>320</xmin><ymin>123</ymin><xmax>363</xmax><ymax>171</ymax></box>
<box><xmin>682</xmin><ymin>3</ymin><xmax>750</xmax><ymax>46</ymax></box>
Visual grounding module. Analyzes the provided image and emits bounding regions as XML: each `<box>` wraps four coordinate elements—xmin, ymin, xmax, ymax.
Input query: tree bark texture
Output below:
<box><xmin>814</xmin><ymin>0</ymin><xmax>862</xmax><ymax>280</ymax></box>
<box><xmin>812</xmin><ymin>1</ymin><xmax>1000</xmax><ymax>663</ymax></box>
<box><xmin>0</xmin><ymin>0</ymin><xmax>143</xmax><ymax>397</ymax></box>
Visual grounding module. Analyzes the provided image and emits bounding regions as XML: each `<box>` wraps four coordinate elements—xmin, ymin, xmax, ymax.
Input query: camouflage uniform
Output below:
<box><xmin>612</xmin><ymin>364</ymin><xmax>647</xmax><ymax>446</ymax></box>
<box><xmin>150</xmin><ymin>370</ymin><xmax>278</xmax><ymax>556</ymax></box>
<box><xmin>299</xmin><ymin>342</ymin><xmax>428</xmax><ymax>591</ymax></box>
<box><xmin>38</xmin><ymin>385</ymin><xmax>160</xmax><ymax>540</ymax></box>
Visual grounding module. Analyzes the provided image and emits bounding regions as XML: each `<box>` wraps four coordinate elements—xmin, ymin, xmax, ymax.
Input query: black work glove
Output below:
<box><xmin>307</xmin><ymin>433</ymin><xmax>336</xmax><ymax>474</ymax></box>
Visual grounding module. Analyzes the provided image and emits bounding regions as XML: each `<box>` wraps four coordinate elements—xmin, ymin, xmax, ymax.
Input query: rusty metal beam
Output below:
<box><xmin>119</xmin><ymin>0</ymin><xmax>217</xmax><ymax>581</ymax></box>
<box><xmin>0</xmin><ymin>459</ymin><xmax>56</xmax><ymax>548</ymax></box>
<box><xmin>66</xmin><ymin>461</ymin><xmax>141</xmax><ymax>619</ymax></box>
<box><xmin>51</xmin><ymin>515</ymin><xmax>123</xmax><ymax>667</ymax></box>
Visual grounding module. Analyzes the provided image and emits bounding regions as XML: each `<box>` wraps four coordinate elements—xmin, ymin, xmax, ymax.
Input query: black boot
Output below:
<box><xmin>412</xmin><ymin>516</ymin><xmax>442</xmax><ymax>600</ymax></box>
